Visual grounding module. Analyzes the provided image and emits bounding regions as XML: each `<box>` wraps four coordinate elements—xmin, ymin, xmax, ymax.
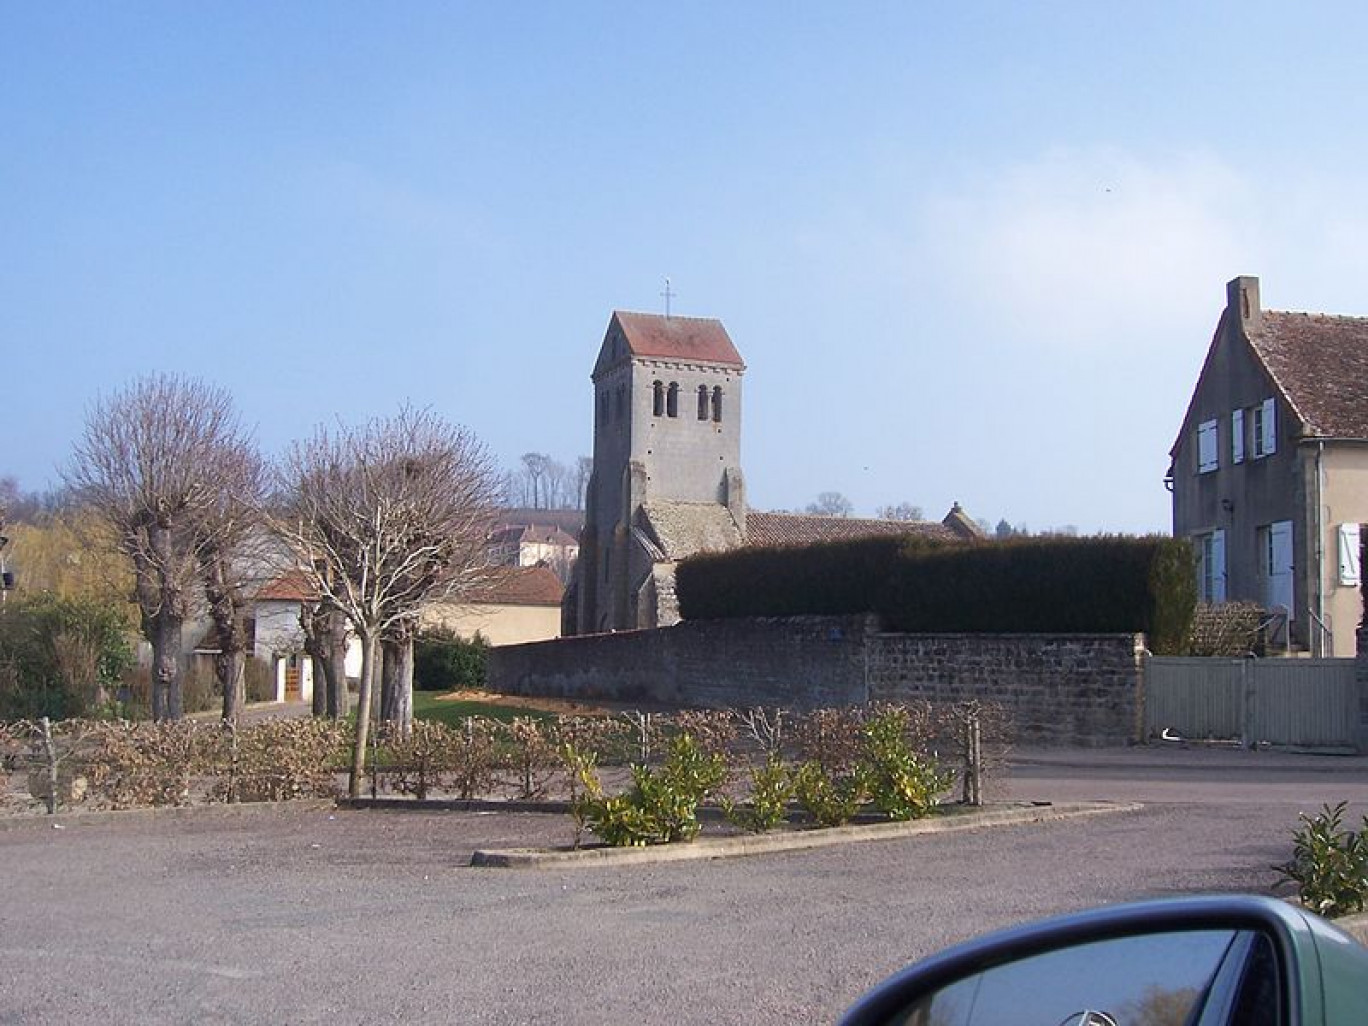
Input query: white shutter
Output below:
<box><xmin>1340</xmin><ymin>523</ymin><xmax>1362</xmax><ymax>586</ymax></box>
<box><xmin>1197</xmin><ymin>419</ymin><xmax>1218</xmax><ymax>473</ymax></box>
<box><xmin>1260</xmin><ymin>398</ymin><xmax>1277</xmax><ymax>455</ymax></box>
<box><xmin>1211</xmin><ymin>529</ymin><xmax>1227</xmax><ymax>602</ymax></box>
<box><xmin>1232</xmin><ymin>408</ymin><xmax>1245</xmax><ymax>463</ymax></box>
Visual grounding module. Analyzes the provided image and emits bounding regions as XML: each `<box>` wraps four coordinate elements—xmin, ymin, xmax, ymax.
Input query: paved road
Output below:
<box><xmin>2</xmin><ymin>746</ymin><xmax>1367</xmax><ymax>1025</ymax></box>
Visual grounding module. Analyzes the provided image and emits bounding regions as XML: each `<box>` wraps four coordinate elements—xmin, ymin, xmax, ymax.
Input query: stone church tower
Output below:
<box><xmin>569</xmin><ymin>311</ymin><xmax>746</xmax><ymax>634</ymax></box>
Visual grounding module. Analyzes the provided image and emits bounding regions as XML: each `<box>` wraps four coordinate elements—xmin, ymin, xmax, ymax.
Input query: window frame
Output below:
<box><xmin>1197</xmin><ymin>419</ymin><xmax>1219</xmax><ymax>474</ymax></box>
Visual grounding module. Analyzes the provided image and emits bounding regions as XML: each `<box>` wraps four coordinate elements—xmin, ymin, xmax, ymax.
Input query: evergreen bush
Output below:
<box><xmin>677</xmin><ymin>534</ymin><xmax>1196</xmax><ymax>653</ymax></box>
<box><xmin>413</xmin><ymin>628</ymin><xmax>488</xmax><ymax>691</ymax></box>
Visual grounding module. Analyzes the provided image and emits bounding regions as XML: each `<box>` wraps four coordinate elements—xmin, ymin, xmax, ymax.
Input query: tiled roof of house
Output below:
<box><xmin>489</xmin><ymin>524</ymin><xmax>580</xmax><ymax>548</ymax></box>
<box><xmin>612</xmin><ymin>311</ymin><xmax>744</xmax><ymax>368</ymax></box>
<box><xmin>254</xmin><ymin>568</ymin><xmax>317</xmax><ymax>603</ymax></box>
<box><xmin>468</xmin><ymin>565</ymin><xmax>565</xmax><ymax>606</ymax></box>
<box><xmin>640</xmin><ymin>502</ymin><xmax>746</xmax><ymax>561</ymax></box>
<box><xmin>1248</xmin><ymin>310</ymin><xmax>1368</xmax><ymax>438</ymax></box>
<box><xmin>496</xmin><ymin>508</ymin><xmax>585</xmax><ymax>541</ymax></box>
<box><xmin>745</xmin><ymin>511</ymin><xmax>959</xmax><ymax>548</ymax></box>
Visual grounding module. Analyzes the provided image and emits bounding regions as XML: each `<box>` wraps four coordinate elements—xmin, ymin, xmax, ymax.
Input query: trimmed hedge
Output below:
<box><xmin>677</xmin><ymin>535</ymin><xmax>1196</xmax><ymax>654</ymax></box>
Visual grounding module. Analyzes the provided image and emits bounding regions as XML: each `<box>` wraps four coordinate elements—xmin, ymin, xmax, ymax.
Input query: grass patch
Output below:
<box><xmin>412</xmin><ymin>691</ymin><xmax>555</xmax><ymax>726</ymax></box>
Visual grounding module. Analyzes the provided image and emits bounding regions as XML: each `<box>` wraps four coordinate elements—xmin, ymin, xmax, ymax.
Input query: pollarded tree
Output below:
<box><xmin>65</xmin><ymin>375</ymin><xmax>258</xmax><ymax>720</ymax></box>
<box><xmin>194</xmin><ymin>438</ymin><xmax>267</xmax><ymax>723</ymax></box>
<box><xmin>272</xmin><ymin>407</ymin><xmax>501</xmax><ymax>796</ymax></box>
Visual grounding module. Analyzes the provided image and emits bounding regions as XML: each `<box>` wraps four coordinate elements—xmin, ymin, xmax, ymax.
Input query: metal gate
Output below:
<box><xmin>1145</xmin><ymin>656</ymin><xmax>1359</xmax><ymax>748</ymax></box>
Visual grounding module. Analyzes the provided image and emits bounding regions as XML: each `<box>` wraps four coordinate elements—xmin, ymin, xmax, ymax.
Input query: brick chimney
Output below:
<box><xmin>1226</xmin><ymin>275</ymin><xmax>1262</xmax><ymax>333</ymax></box>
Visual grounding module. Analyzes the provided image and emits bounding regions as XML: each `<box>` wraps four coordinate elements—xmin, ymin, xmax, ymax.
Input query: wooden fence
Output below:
<box><xmin>1144</xmin><ymin>656</ymin><xmax>1360</xmax><ymax>749</ymax></box>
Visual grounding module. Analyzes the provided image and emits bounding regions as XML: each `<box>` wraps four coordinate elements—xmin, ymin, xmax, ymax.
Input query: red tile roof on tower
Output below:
<box><xmin>611</xmin><ymin>311</ymin><xmax>745</xmax><ymax>368</ymax></box>
<box><xmin>1248</xmin><ymin>310</ymin><xmax>1368</xmax><ymax>438</ymax></box>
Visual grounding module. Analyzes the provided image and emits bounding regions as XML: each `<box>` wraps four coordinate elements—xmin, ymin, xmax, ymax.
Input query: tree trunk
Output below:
<box><xmin>218</xmin><ymin>649</ymin><xmax>246</xmax><ymax>723</ymax></box>
<box><xmin>348</xmin><ymin>631</ymin><xmax>378</xmax><ymax>798</ymax></box>
<box><xmin>380</xmin><ymin>632</ymin><xmax>414</xmax><ymax>735</ymax></box>
<box><xmin>310</xmin><ymin>653</ymin><xmax>327</xmax><ymax>717</ymax></box>
<box><xmin>150</xmin><ymin>610</ymin><xmax>184</xmax><ymax>722</ymax></box>
<box><xmin>201</xmin><ymin>547</ymin><xmax>249</xmax><ymax>723</ymax></box>
<box><xmin>326</xmin><ymin>609</ymin><xmax>349</xmax><ymax>720</ymax></box>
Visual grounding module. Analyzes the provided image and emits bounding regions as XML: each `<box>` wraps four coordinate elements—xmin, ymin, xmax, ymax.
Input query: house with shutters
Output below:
<box><xmin>1169</xmin><ymin>276</ymin><xmax>1368</xmax><ymax>656</ymax></box>
<box><xmin>566</xmin><ymin>309</ymin><xmax>983</xmax><ymax>634</ymax></box>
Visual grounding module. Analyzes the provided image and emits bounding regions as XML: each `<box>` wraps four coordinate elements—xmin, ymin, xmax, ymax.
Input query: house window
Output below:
<box><xmin>697</xmin><ymin>385</ymin><xmax>708</xmax><ymax>420</ymax></box>
<box><xmin>1252</xmin><ymin>399</ymin><xmax>1276</xmax><ymax>458</ymax></box>
<box><xmin>1197</xmin><ymin>529</ymin><xmax>1226</xmax><ymax>603</ymax></box>
<box><xmin>615</xmin><ymin>385</ymin><xmax>626</xmax><ymax>422</ymax></box>
<box><xmin>1338</xmin><ymin>523</ymin><xmax>1361</xmax><ymax>587</ymax></box>
<box><xmin>1231</xmin><ymin>408</ymin><xmax>1245</xmax><ymax>464</ymax></box>
<box><xmin>666</xmin><ymin>382</ymin><xmax>679</xmax><ymax>418</ymax></box>
<box><xmin>711</xmin><ymin>386</ymin><xmax>722</xmax><ymax>422</ymax></box>
<box><xmin>1197</xmin><ymin>419</ymin><xmax>1219</xmax><ymax>474</ymax></box>
<box><xmin>653</xmin><ymin>381</ymin><xmax>664</xmax><ymax>417</ymax></box>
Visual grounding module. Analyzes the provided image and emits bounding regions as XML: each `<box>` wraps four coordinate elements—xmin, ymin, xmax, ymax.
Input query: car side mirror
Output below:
<box><xmin>839</xmin><ymin>895</ymin><xmax>1368</xmax><ymax>1026</ymax></box>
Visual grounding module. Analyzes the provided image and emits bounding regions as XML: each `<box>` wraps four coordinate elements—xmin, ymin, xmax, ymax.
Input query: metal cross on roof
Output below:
<box><xmin>660</xmin><ymin>277</ymin><xmax>676</xmax><ymax>318</ymax></box>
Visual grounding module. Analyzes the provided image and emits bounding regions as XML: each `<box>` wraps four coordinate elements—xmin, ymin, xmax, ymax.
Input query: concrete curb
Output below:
<box><xmin>0</xmin><ymin>798</ymin><xmax>337</xmax><ymax>832</ymax></box>
<box><xmin>470</xmin><ymin>800</ymin><xmax>1142</xmax><ymax>868</ymax></box>
<box><xmin>1336</xmin><ymin>913</ymin><xmax>1368</xmax><ymax>944</ymax></box>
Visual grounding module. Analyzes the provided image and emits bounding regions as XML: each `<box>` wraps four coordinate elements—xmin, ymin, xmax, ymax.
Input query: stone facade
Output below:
<box><xmin>866</xmin><ymin>633</ymin><xmax>1146</xmax><ymax>747</ymax></box>
<box><xmin>490</xmin><ymin>617</ymin><xmax>1146</xmax><ymax>747</ymax></box>
<box><xmin>572</xmin><ymin>312</ymin><xmax>747</xmax><ymax>635</ymax></box>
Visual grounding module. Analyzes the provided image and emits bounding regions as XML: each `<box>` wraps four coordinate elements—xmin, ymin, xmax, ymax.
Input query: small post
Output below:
<box><xmin>961</xmin><ymin>705</ymin><xmax>983</xmax><ymax>807</ymax></box>
<box><xmin>41</xmin><ymin>717</ymin><xmax>58</xmax><ymax>816</ymax></box>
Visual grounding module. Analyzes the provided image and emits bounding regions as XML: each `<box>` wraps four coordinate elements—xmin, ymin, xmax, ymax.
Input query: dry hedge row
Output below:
<box><xmin>0</xmin><ymin>700</ymin><xmax>1011</xmax><ymax>814</ymax></box>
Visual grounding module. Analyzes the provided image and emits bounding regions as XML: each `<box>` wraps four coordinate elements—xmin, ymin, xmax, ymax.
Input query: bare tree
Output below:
<box><xmin>805</xmin><ymin>491</ymin><xmax>854</xmax><ymax>518</ymax></box>
<box><xmin>271</xmin><ymin>407</ymin><xmax>501</xmax><ymax>797</ymax></box>
<box><xmin>574</xmin><ymin>455</ymin><xmax>593</xmax><ymax>511</ymax></box>
<box><xmin>519</xmin><ymin>452</ymin><xmax>551</xmax><ymax>509</ymax></box>
<box><xmin>300</xmin><ymin>595</ymin><xmax>349</xmax><ymax>719</ymax></box>
<box><xmin>195</xmin><ymin>441</ymin><xmax>266</xmax><ymax>723</ymax></box>
<box><xmin>65</xmin><ymin>375</ymin><xmax>253</xmax><ymax>720</ymax></box>
<box><xmin>877</xmin><ymin>502</ymin><xmax>924</xmax><ymax>521</ymax></box>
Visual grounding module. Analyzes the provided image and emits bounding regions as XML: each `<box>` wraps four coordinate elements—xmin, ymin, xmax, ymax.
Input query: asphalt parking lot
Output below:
<box><xmin>3</xmin><ymin>746</ymin><xmax>1367</xmax><ymax>1025</ymax></box>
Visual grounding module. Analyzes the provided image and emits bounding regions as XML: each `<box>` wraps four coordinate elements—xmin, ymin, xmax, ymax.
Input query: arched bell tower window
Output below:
<box><xmin>697</xmin><ymin>385</ymin><xmax>709</xmax><ymax>420</ymax></box>
<box><xmin>711</xmin><ymin>386</ymin><xmax>723</xmax><ymax>422</ymax></box>
<box><xmin>666</xmin><ymin>382</ymin><xmax>679</xmax><ymax>418</ymax></box>
<box><xmin>653</xmin><ymin>381</ymin><xmax>664</xmax><ymax>417</ymax></box>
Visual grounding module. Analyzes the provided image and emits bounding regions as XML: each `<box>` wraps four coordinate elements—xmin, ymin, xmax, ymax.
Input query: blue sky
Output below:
<box><xmin>4</xmin><ymin>2</ymin><xmax>1366</xmax><ymax>532</ymax></box>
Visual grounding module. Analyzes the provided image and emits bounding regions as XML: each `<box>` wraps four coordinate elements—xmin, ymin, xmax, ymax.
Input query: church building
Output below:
<box><xmin>566</xmin><ymin>310</ymin><xmax>981</xmax><ymax>634</ymax></box>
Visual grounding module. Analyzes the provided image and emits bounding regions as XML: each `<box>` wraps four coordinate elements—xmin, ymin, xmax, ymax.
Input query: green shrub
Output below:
<box><xmin>413</xmin><ymin>629</ymin><xmax>488</xmax><ymax>691</ymax></box>
<box><xmin>1277</xmin><ymin>802</ymin><xmax>1368</xmax><ymax>918</ymax></box>
<box><xmin>0</xmin><ymin>593</ymin><xmax>134</xmax><ymax>719</ymax></box>
<box><xmin>721</xmin><ymin>755</ymin><xmax>793</xmax><ymax>833</ymax></box>
<box><xmin>855</xmin><ymin>706</ymin><xmax>952</xmax><ymax>820</ymax></box>
<box><xmin>573</xmin><ymin>732</ymin><xmax>728</xmax><ymax>846</ymax></box>
<box><xmin>792</xmin><ymin>761</ymin><xmax>866</xmax><ymax>828</ymax></box>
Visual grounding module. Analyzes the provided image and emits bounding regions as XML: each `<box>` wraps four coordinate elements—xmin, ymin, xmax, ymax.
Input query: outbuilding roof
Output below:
<box><xmin>746</xmin><ymin>511</ymin><xmax>960</xmax><ymax>548</ymax></box>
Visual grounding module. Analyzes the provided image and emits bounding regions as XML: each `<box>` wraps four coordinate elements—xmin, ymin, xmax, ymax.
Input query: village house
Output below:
<box><xmin>1169</xmin><ymin>276</ymin><xmax>1368</xmax><ymax>656</ymax></box>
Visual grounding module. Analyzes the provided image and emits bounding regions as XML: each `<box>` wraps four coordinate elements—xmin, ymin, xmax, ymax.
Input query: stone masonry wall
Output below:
<box><xmin>489</xmin><ymin>616</ymin><xmax>1147</xmax><ymax>746</ymax></box>
<box><xmin>491</xmin><ymin>615</ymin><xmax>871</xmax><ymax>710</ymax></box>
<box><xmin>867</xmin><ymin>633</ymin><xmax>1146</xmax><ymax>747</ymax></box>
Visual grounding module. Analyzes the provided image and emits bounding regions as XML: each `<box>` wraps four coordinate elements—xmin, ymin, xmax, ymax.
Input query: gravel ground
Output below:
<box><xmin>2</xmin><ymin>747</ymin><xmax>1367</xmax><ymax>1025</ymax></box>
